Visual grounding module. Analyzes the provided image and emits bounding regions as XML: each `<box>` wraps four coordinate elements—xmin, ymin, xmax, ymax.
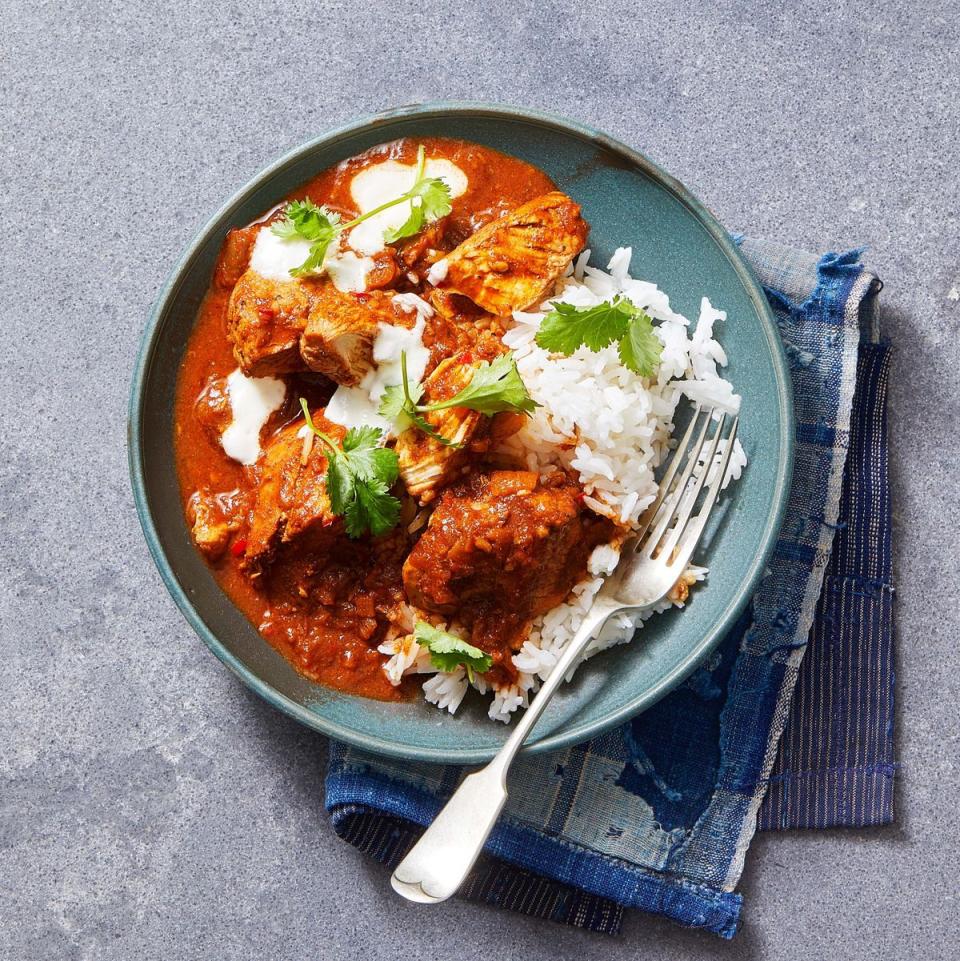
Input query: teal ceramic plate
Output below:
<box><xmin>129</xmin><ymin>103</ymin><xmax>793</xmax><ymax>763</ymax></box>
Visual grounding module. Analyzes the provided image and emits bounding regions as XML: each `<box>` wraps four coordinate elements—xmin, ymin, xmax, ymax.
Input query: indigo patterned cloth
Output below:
<box><xmin>325</xmin><ymin>237</ymin><xmax>891</xmax><ymax>938</ymax></box>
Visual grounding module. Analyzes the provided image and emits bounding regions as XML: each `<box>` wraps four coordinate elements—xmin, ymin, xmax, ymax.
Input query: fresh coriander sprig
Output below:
<box><xmin>271</xmin><ymin>200</ymin><xmax>342</xmax><ymax>277</ymax></box>
<box><xmin>422</xmin><ymin>353</ymin><xmax>538</xmax><ymax>416</ymax></box>
<box><xmin>382</xmin><ymin>146</ymin><xmax>452</xmax><ymax>242</ymax></box>
<box><xmin>378</xmin><ymin>351</ymin><xmax>538</xmax><ymax>446</ymax></box>
<box><xmin>300</xmin><ymin>399</ymin><xmax>401</xmax><ymax>538</ymax></box>
<box><xmin>414</xmin><ymin>621</ymin><xmax>493</xmax><ymax>681</ymax></box>
<box><xmin>534</xmin><ymin>296</ymin><xmax>663</xmax><ymax>377</ymax></box>
<box><xmin>378</xmin><ymin>350</ymin><xmax>455</xmax><ymax>447</ymax></box>
<box><xmin>271</xmin><ymin>145</ymin><xmax>452</xmax><ymax>278</ymax></box>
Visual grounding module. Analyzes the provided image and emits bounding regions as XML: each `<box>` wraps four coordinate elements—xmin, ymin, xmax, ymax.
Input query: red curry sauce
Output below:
<box><xmin>174</xmin><ymin>138</ymin><xmax>556</xmax><ymax>699</ymax></box>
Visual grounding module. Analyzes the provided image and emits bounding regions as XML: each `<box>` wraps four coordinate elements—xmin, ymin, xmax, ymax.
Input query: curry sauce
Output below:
<box><xmin>174</xmin><ymin>137</ymin><xmax>602</xmax><ymax>701</ymax></box>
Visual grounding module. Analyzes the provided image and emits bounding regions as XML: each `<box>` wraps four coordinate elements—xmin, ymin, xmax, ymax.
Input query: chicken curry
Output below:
<box><xmin>174</xmin><ymin>137</ymin><xmax>617</xmax><ymax>702</ymax></box>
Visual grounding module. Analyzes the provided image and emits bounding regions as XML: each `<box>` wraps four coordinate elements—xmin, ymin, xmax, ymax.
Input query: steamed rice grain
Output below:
<box><xmin>384</xmin><ymin>247</ymin><xmax>744</xmax><ymax>722</ymax></box>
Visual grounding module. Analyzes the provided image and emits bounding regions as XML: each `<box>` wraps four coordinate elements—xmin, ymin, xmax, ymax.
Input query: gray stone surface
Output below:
<box><xmin>1</xmin><ymin>0</ymin><xmax>958</xmax><ymax>958</ymax></box>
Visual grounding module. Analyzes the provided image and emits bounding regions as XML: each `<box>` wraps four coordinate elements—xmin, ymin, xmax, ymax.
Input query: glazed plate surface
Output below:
<box><xmin>129</xmin><ymin>103</ymin><xmax>793</xmax><ymax>763</ymax></box>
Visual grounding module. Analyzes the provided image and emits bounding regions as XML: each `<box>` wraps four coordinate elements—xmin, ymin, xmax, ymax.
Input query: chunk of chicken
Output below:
<box><xmin>667</xmin><ymin>568</ymin><xmax>701</xmax><ymax>606</ymax></box>
<box><xmin>423</xmin><ymin>292</ymin><xmax>512</xmax><ymax>369</ymax></box>
<box><xmin>435</xmin><ymin>192</ymin><xmax>588</xmax><ymax>315</ymax></box>
<box><xmin>300</xmin><ymin>286</ymin><xmax>405</xmax><ymax>386</ymax></box>
<box><xmin>226</xmin><ymin>269</ymin><xmax>312</xmax><ymax>376</ymax></box>
<box><xmin>403</xmin><ymin>470</ymin><xmax>614</xmax><ymax>669</ymax></box>
<box><xmin>395</xmin><ymin>355</ymin><xmax>487</xmax><ymax>503</ymax></box>
<box><xmin>244</xmin><ymin>416</ymin><xmax>342</xmax><ymax>573</ymax></box>
<box><xmin>213</xmin><ymin>224</ymin><xmax>259</xmax><ymax>290</ymax></box>
<box><xmin>187</xmin><ymin>488</ymin><xmax>246</xmax><ymax>560</ymax></box>
<box><xmin>395</xmin><ymin>218</ymin><xmax>449</xmax><ymax>276</ymax></box>
<box><xmin>192</xmin><ymin>375</ymin><xmax>232</xmax><ymax>444</ymax></box>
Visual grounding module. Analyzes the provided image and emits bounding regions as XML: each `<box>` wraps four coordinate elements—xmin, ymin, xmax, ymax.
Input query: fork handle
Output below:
<box><xmin>390</xmin><ymin>599</ymin><xmax>619</xmax><ymax>903</ymax></box>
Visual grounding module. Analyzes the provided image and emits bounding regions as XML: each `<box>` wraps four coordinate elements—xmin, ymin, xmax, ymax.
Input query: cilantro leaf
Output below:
<box><xmin>383</xmin><ymin>201</ymin><xmax>426</xmax><ymax>244</ymax></box>
<box><xmin>365</xmin><ymin>445</ymin><xmax>401</xmax><ymax>486</ymax></box>
<box><xmin>617</xmin><ymin>311</ymin><xmax>663</xmax><ymax>376</ymax></box>
<box><xmin>378</xmin><ymin>377</ymin><xmax>456</xmax><ymax>447</ymax></box>
<box><xmin>341</xmin><ymin>424</ymin><xmax>385</xmax><ymax>457</ymax></box>
<box><xmin>414</xmin><ymin>621</ymin><xmax>493</xmax><ymax>676</ymax></box>
<box><xmin>289</xmin><ymin>239</ymin><xmax>333</xmax><ymax>278</ymax></box>
<box><xmin>346</xmin><ymin>478</ymin><xmax>400</xmax><ymax>538</ymax></box>
<box><xmin>377</xmin><ymin>353</ymin><xmax>442</xmax><ymax>444</ymax></box>
<box><xmin>335</xmin><ymin>426</ymin><xmax>399</xmax><ymax>489</ymax></box>
<box><xmin>299</xmin><ymin>399</ymin><xmax>401</xmax><ymax>538</ymax></box>
<box><xmin>271</xmin><ymin>199</ymin><xmax>342</xmax><ymax>277</ymax></box>
<box><xmin>271</xmin><ymin>147</ymin><xmax>451</xmax><ymax>276</ymax></box>
<box><xmin>377</xmin><ymin>383</ymin><xmax>411</xmax><ymax>423</ymax></box>
<box><xmin>273</xmin><ymin>199</ymin><xmax>341</xmax><ymax>241</ymax></box>
<box><xmin>535</xmin><ymin>298</ymin><xmax>633</xmax><ymax>354</ymax></box>
<box><xmin>382</xmin><ymin>146</ymin><xmax>451</xmax><ymax>244</ymax></box>
<box><xmin>379</xmin><ymin>351</ymin><xmax>536</xmax><ymax>446</ymax></box>
<box><xmin>424</xmin><ymin>353</ymin><xmax>538</xmax><ymax>415</ymax></box>
<box><xmin>270</xmin><ymin>217</ymin><xmax>301</xmax><ymax>240</ymax></box>
<box><xmin>411</xmin><ymin>176</ymin><xmax>453</xmax><ymax>221</ymax></box>
<box><xmin>323</xmin><ymin>449</ymin><xmax>354</xmax><ymax>516</ymax></box>
<box><xmin>408</xmin><ymin>407</ymin><xmax>460</xmax><ymax>447</ymax></box>
<box><xmin>535</xmin><ymin>296</ymin><xmax>663</xmax><ymax>378</ymax></box>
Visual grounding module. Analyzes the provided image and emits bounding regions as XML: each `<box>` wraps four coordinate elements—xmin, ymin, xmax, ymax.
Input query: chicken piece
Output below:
<box><xmin>187</xmin><ymin>488</ymin><xmax>245</xmax><ymax>560</ymax></box>
<box><xmin>193</xmin><ymin>375</ymin><xmax>232</xmax><ymax>444</ymax></box>
<box><xmin>395</xmin><ymin>218</ymin><xmax>449</xmax><ymax>276</ymax></box>
<box><xmin>244</xmin><ymin>417</ymin><xmax>342</xmax><ymax>573</ymax></box>
<box><xmin>423</xmin><ymin>291</ymin><xmax>511</xmax><ymax>366</ymax></box>
<box><xmin>364</xmin><ymin>249</ymin><xmax>402</xmax><ymax>290</ymax></box>
<box><xmin>435</xmin><ymin>192</ymin><xmax>588</xmax><ymax>315</ymax></box>
<box><xmin>213</xmin><ymin>224</ymin><xmax>259</xmax><ymax>290</ymax></box>
<box><xmin>668</xmin><ymin>568</ymin><xmax>701</xmax><ymax>606</ymax></box>
<box><xmin>395</xmin><ymin>355</ymin><xmax>488</xmax><ymax>503</ymax></box>
<box><xmin>226</xmin><ymin>269</ymin><xmax>312</xmax><ymax>377</ymax></box>
<box><xmin>299</xmin><ymin>286</ymin><xmax>404</xmax><ymax>386</ymax></box>
<box><xmin>429</xmin><ymin>289</ymin><xmax>482</xmax><ymax>322</ymax></box>
<box><xmin>403</xmin><ymin>470</ymin><xmax>614</xmax><ymax>668</ymax></box>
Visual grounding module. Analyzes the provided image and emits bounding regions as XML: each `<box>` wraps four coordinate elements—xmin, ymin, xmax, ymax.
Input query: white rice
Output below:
<box><xmin>382</xmin><ymin>247</ymin><xmax>745</xmax><ymax>722</ymax></box>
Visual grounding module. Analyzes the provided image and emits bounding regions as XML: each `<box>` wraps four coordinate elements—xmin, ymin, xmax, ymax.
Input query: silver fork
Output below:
<box><xmin>390</xmin><ymin>405</ymin><xmax>739</xmax><ymax>905</ymax></box>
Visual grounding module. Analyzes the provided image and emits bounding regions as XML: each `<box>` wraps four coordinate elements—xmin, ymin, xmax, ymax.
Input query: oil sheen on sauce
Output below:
<box><xmin>173</xmin><ymin>137</ymin><xmax>557</xmax><ymax>700</ymax></box>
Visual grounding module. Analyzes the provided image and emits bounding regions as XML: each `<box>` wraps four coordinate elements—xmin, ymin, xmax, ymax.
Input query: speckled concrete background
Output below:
<box><xmin>2</xmin><ymin>1</ymin><xmax>958</xmax><ymax>958</ymax></box>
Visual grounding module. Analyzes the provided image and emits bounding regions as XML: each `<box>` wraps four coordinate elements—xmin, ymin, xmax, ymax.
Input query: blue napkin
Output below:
<box><xmin>325</xmin><ymin>237</ymin><xmax>892</xmax><ymax>938</ymax></box>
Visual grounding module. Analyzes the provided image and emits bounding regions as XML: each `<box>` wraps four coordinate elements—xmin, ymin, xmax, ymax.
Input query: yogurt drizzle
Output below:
<box><xmin>221</xmin><ymin>369</ymin><xmax>286</xmax><ymax>465</ymax></box>
<box><xmin>324</xmin><ymin>316</ymin><xmax>430</xmax><ymax>434</ymax></box>
<box><xmin>248</xmin><ymin>156</ymin><xmax>467</xmax><ymax>293</ymax></box>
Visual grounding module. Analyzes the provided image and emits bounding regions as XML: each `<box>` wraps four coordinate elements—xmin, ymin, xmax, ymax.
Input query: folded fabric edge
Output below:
<box><xmin>759</xmin><ymin>763</ymin><xmax>896</xmax><ymax>830</ymax></box>
<box><xmin>758</xmin><ymin>340</ymin><xmax>895</xmax><ymax>830</ymax></box>
<box><xmin>327</xmin><ymin>761</ymin><xmax>742</xmax><ymax>939</ymax></box>
<box><xmin>330</xmin><ymin>805</ymin><xmax>625</xmax><ymax>934</ymax></box>
<box><xmin>717</xmin><ymin>252</ymin><xmax>880</xmax><ymax>888</ymax></box>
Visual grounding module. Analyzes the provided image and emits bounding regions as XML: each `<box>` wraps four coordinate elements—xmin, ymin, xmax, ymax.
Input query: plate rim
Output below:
<box><xmin>129</xmin><ymin>101</ymin><xmax>795</xmax><ymax>763</ymax></box>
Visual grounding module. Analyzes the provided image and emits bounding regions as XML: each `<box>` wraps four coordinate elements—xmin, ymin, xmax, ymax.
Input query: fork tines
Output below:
<box><xmin>637</xmin><ymin>406</ymin><xmax>740</xmax><ymax>570</ymax></box>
